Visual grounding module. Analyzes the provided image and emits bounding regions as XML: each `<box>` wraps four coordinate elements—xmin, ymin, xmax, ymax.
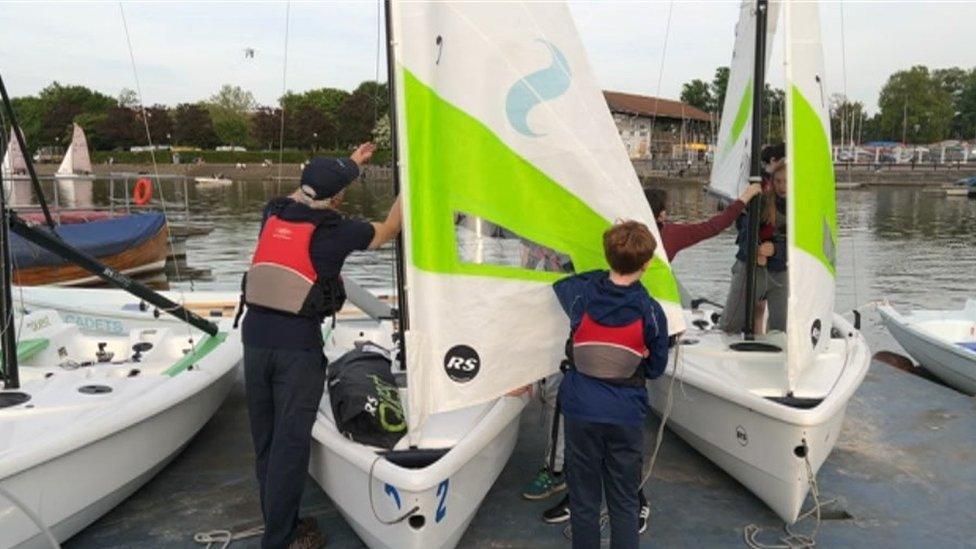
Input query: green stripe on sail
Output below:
<box><xmin>790</xmin><ymin>85</ymin><xmax>837</xmax><ymax>275</ymax></box>
<box><xmin>402</xmin><ymin>69</ymin><xmax>679</xmax><ymax>303</ymax></box>
<box><xmin>720</xmin><ymin>79</ymin><xmax>752</xmax><ymax>162</ymax></box>
<box><xmin>162</xmin><ymin>332</ymin><xmax>228</xmax><ymax>377</ymax></box>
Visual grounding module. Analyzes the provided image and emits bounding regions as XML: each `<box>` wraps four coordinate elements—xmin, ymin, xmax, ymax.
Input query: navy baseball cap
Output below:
<box><xmin>300</xmin><ymin>157</ymin><xmax>360</xmax><ymax>200</ymax></box>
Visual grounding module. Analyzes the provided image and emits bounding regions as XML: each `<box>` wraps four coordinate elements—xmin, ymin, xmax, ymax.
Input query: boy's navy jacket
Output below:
<box><xmin>553</xmin><ymin>270</ymin><xmax>669</xmax><ymax>426</ymax></box>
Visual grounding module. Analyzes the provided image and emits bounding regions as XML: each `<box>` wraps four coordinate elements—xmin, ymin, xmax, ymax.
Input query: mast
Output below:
<box><xmin>0</xmin><ymin>142</ymin><xmax>19</xmax><ymax>390</ymax></box>
<box><xmin>743</xmin><ymin>0</ymin><xmax>768</xmax><ymax>341</ymax></box>
<box><xmin>383</xmin><ymin>0</ymin><xmax>409</xmax><ymax>343</ymax></box>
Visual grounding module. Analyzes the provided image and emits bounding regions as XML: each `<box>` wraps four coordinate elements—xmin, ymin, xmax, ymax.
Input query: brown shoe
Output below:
<box><xmin>297</xmin><ymin>517</ymin><xmax>319</xmax><ymax>536</ymax></box>
<box><xmin>287</xmin><ymin>530</ymin><xmax>326</xmax><ymax>549</ymax></box>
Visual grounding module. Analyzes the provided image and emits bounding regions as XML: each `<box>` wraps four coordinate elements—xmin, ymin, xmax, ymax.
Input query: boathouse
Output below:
<box><xmin>603</xmin><ymin>91</ymin><xmax>712</xmax><ymax>160</ymax></box>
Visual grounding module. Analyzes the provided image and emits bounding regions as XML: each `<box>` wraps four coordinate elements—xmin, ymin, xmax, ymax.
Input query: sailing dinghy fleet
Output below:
<box><xmin>5</xmin><ymin>0</ymin><xmax>943</xmax><ymax>546</ymax></box>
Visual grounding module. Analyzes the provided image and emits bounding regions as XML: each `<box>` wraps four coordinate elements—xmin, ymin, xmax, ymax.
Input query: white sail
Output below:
<box><xmin>57</xmin><ymin>123</ymin><xmax>93</xmax><ymax>176</ymax></box>
<box><xmin>390</xmin><ymin>1</ymin><xmax>684</xmax><ymax>428</ymax></box>
<box><xmin>709</xmin><ymin>0</ymin><xmax>780</xmax><ymax>201</ymax></box>
<box><xmin>784</xmin><ymin>0</ymin><xmax>837</xmax><ymax>389</ymax></box>
<box><xmin>2</xmin><ymin>128</ymin><xmax>28</xmax><ymax>176</ymax></box>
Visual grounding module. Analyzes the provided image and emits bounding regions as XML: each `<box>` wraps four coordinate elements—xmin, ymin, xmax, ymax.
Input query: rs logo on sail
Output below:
<box><xmin>505</xmin><ymin>39</ymin><xmax>572</xmax><ymax>137</ymax></box>
<box><xmin>443</xmin><ymin>345</ymin><xmax>480</xmax><ymax>383</ymax></box>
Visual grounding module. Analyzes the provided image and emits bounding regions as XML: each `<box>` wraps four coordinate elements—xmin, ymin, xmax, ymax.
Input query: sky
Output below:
<box><xmin>1</xmin><ymin>1</ymin><xmax>975</xmax><ymax>114</ymax></box>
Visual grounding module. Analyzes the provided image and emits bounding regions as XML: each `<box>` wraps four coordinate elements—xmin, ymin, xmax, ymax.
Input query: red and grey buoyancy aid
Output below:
<box><xmin>244</xmin><ymin>213</ymin><xmax>345</xmax><ymax>317</ymax></box>
<box><xmin>569</xmin><ymin>313</ymin><xmax>647</xmax><ymax>387</ymax></box>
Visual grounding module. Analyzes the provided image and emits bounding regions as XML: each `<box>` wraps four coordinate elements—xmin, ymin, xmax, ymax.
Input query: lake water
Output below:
<box><xmin>168</xmin><ymin>179</ymin><xmax>976</xmax><ymax>356</ymax></box>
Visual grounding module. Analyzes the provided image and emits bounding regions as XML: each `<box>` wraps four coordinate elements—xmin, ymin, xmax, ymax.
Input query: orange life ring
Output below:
<box><xmin>133</xmin><ymin>178</ymin><xmax>153</xmax><ymax>206</ymax></box>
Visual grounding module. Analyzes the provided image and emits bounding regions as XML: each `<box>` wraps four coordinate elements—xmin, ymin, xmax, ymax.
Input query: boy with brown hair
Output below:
<box><xmin>552</xmin><ymin>220</ymin><xmax>669</xmax><ymax>549</ymax></box>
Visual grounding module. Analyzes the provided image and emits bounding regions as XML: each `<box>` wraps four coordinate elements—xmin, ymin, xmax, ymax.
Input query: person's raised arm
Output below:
<box><xmin>368</xmin><ymin>195</ymin><xmax>402</xmax><ymax>250</ymax></box>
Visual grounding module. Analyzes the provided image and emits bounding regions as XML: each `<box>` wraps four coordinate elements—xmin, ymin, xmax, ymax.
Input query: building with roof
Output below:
<box><xmin>603</xmin><ymin>91</ymin><xmax>713</xmax><ymax>160</ymax></box>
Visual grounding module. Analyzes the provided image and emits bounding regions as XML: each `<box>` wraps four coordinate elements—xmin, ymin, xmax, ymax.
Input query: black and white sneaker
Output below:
<box><xmin>638</xmin><ymin>494</ymin><xmax>650</xmax><ymax>534</ymax></box>
<box><xmin>542</xmin><ymin>494</ymin><xmax>571</xmax><ymax>524</ymax></box>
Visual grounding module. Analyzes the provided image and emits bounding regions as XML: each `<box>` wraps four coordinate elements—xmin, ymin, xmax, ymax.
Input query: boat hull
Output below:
<box><xmin>0</xmin><ymin>320</ymin><xmax>241</xmax><ymax>548</ymax></box>
<box><xmin>648</xmin><ymin>313</ymin><xmax>870</xmax><ymax>523</ymax></box>
<box><xmin>310</xmin><ymin>396</ymin><xmax>525</xmax><ymax>549</ymax></box>
<box><xmin>12</xmin><ymin>220</ymin><xmax>169</xmax><ymax>287</ymax></box>
<box><xmin>878</xmin><ymin>305</ymin><xmax>976</xmax><ymax>395</ymax></box>
<box><xmin>649</xmin><ymin>375</ymin><xmax>847</xmax><ymax>523</ymax></box>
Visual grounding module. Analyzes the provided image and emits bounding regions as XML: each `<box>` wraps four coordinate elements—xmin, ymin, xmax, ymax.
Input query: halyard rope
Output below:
<box><xmin>742</xmin><ymin>452</ymin><xmax>837</xmax><ymax>549</ymax></box>
<box><xmin>193</xmin><ymin>526</ymin><xmax>264</xmax><ymax>549</ymax></box>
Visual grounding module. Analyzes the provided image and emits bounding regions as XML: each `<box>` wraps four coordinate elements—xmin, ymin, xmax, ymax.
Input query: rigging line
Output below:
<box><xmin>837</xmin><ymin>0</ymin><xmax>859</xmax><ymax>310</ymax></box>
<box><xmin>277</xmin><ymin>1</ymin><xmax>291</xmax><ymax>184</ymax></box>
<box><xmin>119</xmin><ymin>3</ymin><xmax>195</xmax><ymax>343</ymax></box>
<box><xmin>647</xmin><ymin>0</ymin><xmax>675</xmax><ymax>170</ymax></box>
<box><xmin>374</xmin><ymin>0</ymin><xmax>396</xmax><ymax>304</ymax></box>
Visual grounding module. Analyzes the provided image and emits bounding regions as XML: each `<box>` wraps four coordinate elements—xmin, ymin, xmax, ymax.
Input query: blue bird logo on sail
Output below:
<box><xmin>505</xmin><ymin>40</ymin><xmax>572</xmax><ymax>137</ymax></box>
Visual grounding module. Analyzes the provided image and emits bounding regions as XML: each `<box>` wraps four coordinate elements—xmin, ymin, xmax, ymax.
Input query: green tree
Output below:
<box><xmin>173</xmin><ymin>103</ymin><xmax>220</xmax><ymax>149</ymax></box>
<box><xmin>250</xmin><ymin>107</ymin><xmax>284</xmax><ymax>150</ymax></box>
<box><xmin>956</xmin><ymin>70</ymin><xmax>976</xmax><ymax>141</ymax></box>
<box><xmin>680</xmin><ymin>79</ymin><xmax>712</xmax><ymax>112</ymax></box>
<box><xmin>876</xmin><ymin>65</ymin><xmax>953</xmax><ymax>143</ymax></box>
<box><xmin>30</xmin><ymin>82</ymin><xmax>117</xmax><ymax>150</ymax></box>
<box><xmin>335</xmin><ymin>81</ymin><xmax>389</xmax><ymax>147</ymax></box>
<box><xmin>206</xmin><ymin>84</ymin><xmax>256</xmax><ymax>147</ymax></box>
<box><xmin>93</xmin><ymin>106</ymin><xmax>139</xmax><ymax>150</ymax></box>
<box><xmin>281</xmin><ymin>88</ymin><xmax>348</xmax><ymax>120</ymax></box>
<box><xmin>710</xmin><ymin>66</ymin><xmax>731</xmax><ymax>117</ymax></box>
<box><xmin>933</xmin><ymin>67</ymin><xmax>972</xmax><ymax>138</ymax></box>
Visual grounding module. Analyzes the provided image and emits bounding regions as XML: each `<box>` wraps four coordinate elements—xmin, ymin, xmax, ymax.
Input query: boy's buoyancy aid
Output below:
<box><xmin>566</xmin><ymin>312</ymin><xmax>647</xmax><ymax>388</ymax></box>
<box><xmin>244</xmin><ymin>213</ymin><xmax>345</xmax><ymax>317</ymax></box>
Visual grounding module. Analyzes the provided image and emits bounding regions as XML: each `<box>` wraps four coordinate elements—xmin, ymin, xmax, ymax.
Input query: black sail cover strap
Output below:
<box><xmin>9</xmin><ymin>213</ymin><xmax>218</xmax><ymax>336</ymax></box>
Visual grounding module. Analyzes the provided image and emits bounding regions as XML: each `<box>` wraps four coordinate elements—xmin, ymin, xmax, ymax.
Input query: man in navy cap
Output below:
<box><xmin>241</xmin><ymin>142</ymin><xmax>402</xmax><ymax>549</ymax></box>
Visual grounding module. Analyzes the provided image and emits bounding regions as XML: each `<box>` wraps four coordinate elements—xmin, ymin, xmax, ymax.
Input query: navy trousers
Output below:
<box><xmin>244</xmin><ymin>346</ymin><xmax>327</xmax><ymax>549</ymax></box>
<box><xmin>565</xmin><ymin>417</ymin><xmax>643</xmax><ymax>549</ymax></box>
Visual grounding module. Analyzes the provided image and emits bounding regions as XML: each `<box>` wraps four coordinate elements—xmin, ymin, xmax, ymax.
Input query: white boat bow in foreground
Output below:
<box><xmin>649</xmin><ymin>309</ymin><xmax>871</xmax><ymax>523</ymax></box>
<box><xmin>309</xmin><ymin>318</ymin><xmax>526</xmax><ymax>549</ymax></box>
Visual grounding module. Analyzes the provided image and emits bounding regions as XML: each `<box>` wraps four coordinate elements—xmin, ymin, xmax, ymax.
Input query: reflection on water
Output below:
<box><xmin>120</xmin><ymin>177</ymin><xmax>976</xmax><ymax>355</ymax></box>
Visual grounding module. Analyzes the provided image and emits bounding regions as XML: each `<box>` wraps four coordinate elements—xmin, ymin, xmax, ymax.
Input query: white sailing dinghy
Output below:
<box><xmin>54</xmin><ymin>123</ymin><xmax>96</xmax><ymax>207</ymax></box>
<box><xmin>307</xmin><ymin>2</ymin><xmax>683</xmax><ymax>547</ymax></box>
<box><xmin>2</xmin><ymin>128</ymin><xmax>33</xmax><ymax>207</ymax></box>
<box><xmin>0</xmin><ymin>311</ymin><xmax>241</xmax><ymax>548</ymax></box>
<box><xmin>648</xmin><ymin>0</ymin><xmax>871</xmax><ymax>524</ymax></box>
<box><xmin>878</xmin><ymin>301</ymin><xmax>976</xmax><ymax>395</ymax></box>
<box><xmin>0</xmin><ymin>74</ymin><xmax>243</xmax><ymax>548</ymax></box>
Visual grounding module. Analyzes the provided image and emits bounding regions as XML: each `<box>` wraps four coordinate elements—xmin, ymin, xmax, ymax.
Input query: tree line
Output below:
<box><xmin>7</xmin><ymin>81</ymin><xmax>390</xmax><ymax>153</ymax></box>
<box><xmin>681</xmin><ymin>65</ymin><xmax>976</xmax><ymax>145</ymax></box>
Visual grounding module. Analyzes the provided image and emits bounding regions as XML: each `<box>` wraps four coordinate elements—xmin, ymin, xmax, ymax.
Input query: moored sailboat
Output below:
<box><xmin>647</xmin><ymin>0</ymin><xmax>871</xmax><ymax>524</ymax></box>
<box><xmin>54</xmin><ymin>123</ymin><xmax>96</xmax><ymax>207</ymax></box>
<box><xmin>0</xmin><ymin>73</ymin><xmax>243</xmax><ymax>548</ymax></box>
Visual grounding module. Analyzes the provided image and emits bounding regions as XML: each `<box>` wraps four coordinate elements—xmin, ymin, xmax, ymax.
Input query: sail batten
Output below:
<box><xmin>390</xmin><ymin>1</ymin><xmax>683</xmax><ymax>429</ymax></box>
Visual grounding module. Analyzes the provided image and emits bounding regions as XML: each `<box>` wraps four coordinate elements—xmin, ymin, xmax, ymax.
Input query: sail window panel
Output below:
<box><xmin>453</xmin><ymin>212</ymin><xmax>574</xmax><ymax>274</ymax></box>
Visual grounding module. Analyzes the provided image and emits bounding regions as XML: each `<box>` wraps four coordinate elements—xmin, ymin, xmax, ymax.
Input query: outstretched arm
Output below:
<box><xmin>368</xmin><ymin>195</ymin><xmax>402</xmax><ymax>250</ymax></box>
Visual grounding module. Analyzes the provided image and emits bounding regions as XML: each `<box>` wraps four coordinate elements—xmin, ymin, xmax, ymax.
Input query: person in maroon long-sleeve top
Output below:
<box><xmin>644</xmin><ymin>182</ymin><xmax>762</xmax><ymax>261</ymax></box>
